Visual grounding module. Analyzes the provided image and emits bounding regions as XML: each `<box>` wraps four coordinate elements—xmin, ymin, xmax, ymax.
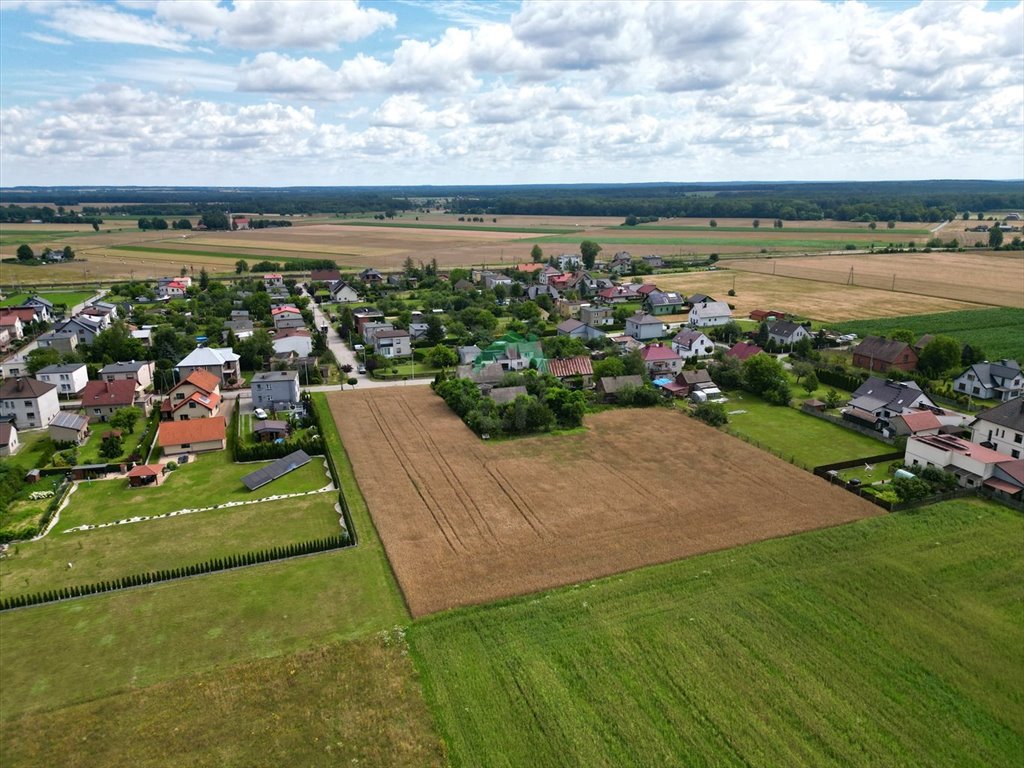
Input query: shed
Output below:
<box><xmin>127</xmin><ymin>464</ymin><xmax>164</xmax><ymax>487</ymax></box>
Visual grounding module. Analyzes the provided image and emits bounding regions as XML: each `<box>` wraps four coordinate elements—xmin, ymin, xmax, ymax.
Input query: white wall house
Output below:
<box><xmin>0</xmin><ymin>378</ymin><xmax>60</xmax><ymax>429</ymax></box>
<box><xmin>625</xmin><ymin>313</ymin><xmax>665</xmax><ymax>341</ymax></box>
<box><xmin>971</xmin><ymin>398</ymin><xmax>1024</xmax><ymax>459</ymax></box>
<box><xmin>671</xmin><ymin>329</ymin><xmax>715</xmax><ymax>360</ymax></box>
<box><xmin>954</xmin><ymin>360</ymin><xmax>1022</xmax><ymax>402</ymax></box>
<box><xmin>36</xmin><ymin>363</ymin><xmax>89</xmax><ymax>395</ymax></box>
<box><xmin>688</xmin><ymin>301</ymin><xmax>733</xmax><ymax>327</ymax></box>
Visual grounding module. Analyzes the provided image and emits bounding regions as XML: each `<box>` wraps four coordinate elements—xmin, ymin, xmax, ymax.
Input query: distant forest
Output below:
<box><xmin>1</xmin><ymin>180</ymin><xmax>1021</xmax><ymax>223</ymax></box>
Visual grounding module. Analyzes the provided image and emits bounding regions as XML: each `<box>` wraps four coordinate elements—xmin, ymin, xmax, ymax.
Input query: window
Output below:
<box><xmin>973</xmin><ymin>387</ymin><xmax>980</xmax><ymax>395</ymax></box>
<box><xmin>181</xmin><ymin>443</ymin><xmax>191</xmax><ymax>449</ymax></box>
<box><xmin>1012</xmin><ymin>449</ymin><xmax>1020</xmax><ymax>459</ymax></box>
<box><xmin>1015</xmin><ymin>434</ymin><xmax>1022</xmax><ymax>444</ymax></box>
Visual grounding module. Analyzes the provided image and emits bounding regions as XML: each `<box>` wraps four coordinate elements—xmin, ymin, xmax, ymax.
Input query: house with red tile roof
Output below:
<box><xmin>640</xmin><ymin>343</ymin><xmax>683</xmax><ymax>377</ymax></box>
<box><xmin>547</xmin><ymin>356</ymin><xmax>593</xmax><ymax>386</ymax></box>
<box><xmin>726</xmin><ymin>341</ymin><xmax>763</xmax><ymax>361</ymax></box>
<box><xmin>157</xmin><ymin>416</ymin><xmax>226</xmax><ymax>456</ymax></box>
<box><xmin>81</xmin><ymin>380</ymin><xmax>142</xmax><ymax>422</ymax></box>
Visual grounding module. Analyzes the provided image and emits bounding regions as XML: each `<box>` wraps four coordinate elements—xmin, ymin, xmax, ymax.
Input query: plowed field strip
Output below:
<box><xmin>484</xmin><ymin>462</ymin><xmax>549</xmax><ymax>539</ymax></box>
<box><xmin>395</xmin><ymin>396</ymin><xmax>499</xmax><ymax>548</ymax></box>
<box><xmin>604</xmin><ymin>465</ymin><xmax>662</xmax><ymax>506</ymax></box>
<box><xmin>364</xmin><ymin>399</ymin><xmax>464</xmax><ymax>553</ymax></box>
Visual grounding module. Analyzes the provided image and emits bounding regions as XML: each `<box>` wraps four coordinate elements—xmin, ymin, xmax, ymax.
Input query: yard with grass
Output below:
<box><xmin>0</xmin><ymin>492</ymin><xmax>341</xmax><ymax>599</ymax></box>
<box><xmin>0</xmin><ymin>290</ymin><xmax>97</xmax><ymax>308</ymax></box>
<box><xmin>55</xmin><ymin>450</ymin><xmax>330</xmax><ymax>531</ymax></box>
<box><xmin>718</xmin><ymin>392</ymin><xmax>890</xmax><ymax>468</ymax></box>
<box><xmin>411</xmin><ymin>497</ymin><xmax>1024</xmax><ymax>768</ymax></box>
<box><xmin>71</xmin><ymin>412</ymin><xmax>152</xmax><ymax>465</ymax></box>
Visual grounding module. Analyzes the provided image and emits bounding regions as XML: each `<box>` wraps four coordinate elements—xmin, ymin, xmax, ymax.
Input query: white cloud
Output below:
<box><xmin>24</xmin><ymin>32</ymin><xmax>71</xmax><ymax>45</ymax></box>
<box><xmin>44</xmin><ymin>5</ymin><xmax>192</xmax><ymax>51</ymax></box>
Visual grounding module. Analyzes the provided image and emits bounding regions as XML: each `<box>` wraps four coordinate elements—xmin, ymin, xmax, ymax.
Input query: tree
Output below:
<box><xmin>694</xmin><ymin>401</ymin><xmax>728</xmax><ymax>426</ymax></box>
<box><xmin>890</xmin><ymin>328</ymin><xmax>916</xmax><ymax>344</ymax></box>
<box><xmin>16</xmin><ymin>244</ymin><xmax>34</xmax><ymax>262</ymax></box>
<box><xmin>62</xmin><ymin>245</ymin><xmax>75</xmax><ymax>261</ymax></box>
<box><xmin>709</xmin><ymin>220</ymin><xmax>718</xmax><ymax>228</ymax></box>
<box><xmin>530</xmin><ymin>244</ymin><xmax>543</xmax><ymax>263</ymax></box>
<box><xmin>868</xmin><ymin>221</ymin><xmax>877</xmax><ymax>230</ymax></box>
<box><xmin>424</xmin><ymin>314</ymin><xmax>446</xmax><ymax>345</ymax></box>
<box><xmin>580</xmin><ymin>240</ymin><xmax>601</xmax><ymax>270</ymax></box>
<box><xmin>801</xmin><ymin>371</ymin><xmax>819</xmax><ymax>395</ymax></box>
<box><xmin>426</xmin><ymin>344</ymin><xmax>457</xmax><ymax>369</ymax></box>
<box><xmin>823</xmin><ymin>388</ymin><xmax>843</xmax><ymax>409</ymax></box>
<box><xmin>754</xmin><ymin>321</ymin><xmax>769</xmax><ymax>347</ymax></box>
<box><xmin>593</xmin><ymin>356</ymin><xmax>626</xmax><ymax>379</ymax></box>
<box><xmin>741</xmin><ymin>354</ymin><xmax>788</xmax><ymax>396</ymax></box>
<box><xmin>918</xmin><ymin>335</ymin><xmax>961</xmax><ymax>377</ymax></box>
<box><xmin>235</xmin><ymin>259</ymin><xmax>249</xmax><ymax>274</ymax></box>
<box><xmin>237</xmin><ymin>329</ymin><xmax>274</xmax><ymax>371</ymax></box>
<box><xmin>199</xmin><ymin>267</ymin><xmax>209</xmax><ymax>290</ymax></box>
<box><xmin>108</xmin><ymin>406</ymin><xmax>142</xmax><ymax>434</ymax></box>
<box><xmin>710</xmin><ymin>320</ymin><xmax>742</xmax><ymax>344</ymax></box>
<box><xmin>543</xmin><ymin>334</ymin><xmax>589</xmax><ymax>358</ymax></box>
<box><xmin>200</xmin><ymin>210</ymin><xmax>230</xmax><ymax>230</ymax></box>
<box><xmin>792</xmin><ymin>361</ymin><xmax>814</xmax><ymax>383</ymax></box>
<box><xmin>172</xmin><ymin>218</ymin><xmax>192</xmax><ymax>230</ymax></box>
<box><xmin>27</xmin><ymin>347</ymin><xmax>61</xmax><ymax>374</ymax></box>
<box><xmin>711</xmin><ymin>354</ymin><xmax>743</xmax><ymax>389</ymax></box>
<box><xmin>545</xmin><ymin>386</ymin><xmax>587</xmax><ymax>427</ymax></box>
<box><xmin>92</xmin><ymin>222</ymin><xmax>100</xmax><ymax>232</ymax></box>
<box><xmin>752</xmin><ymin>219</ymin><xmax>760</xmax><ymax>228</ymax></box>
<box><xmin>988</xmin><ymin>227</ymin><xmax>1003</xmax><ymax>248</ymax></box>
<box><xmin>99</xmin><ymin>433</ymin><xmax>124</xmax><ymax>460</ymax></box>
<box><xmin>961</xmin><ymin>343</ymin><xmax>986</xmax><ymax>366</ymax></box>
<box><xmin>887</xmin><ymin>220</ymin><xmax>896</xmax><ymax>229</ymax></box>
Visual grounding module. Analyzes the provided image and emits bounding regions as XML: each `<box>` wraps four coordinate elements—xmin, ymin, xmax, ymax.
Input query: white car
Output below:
<box><xmin>254</xmin><ymin>408</ymin><xmax>269</xmax><ymax>420</ymax></box>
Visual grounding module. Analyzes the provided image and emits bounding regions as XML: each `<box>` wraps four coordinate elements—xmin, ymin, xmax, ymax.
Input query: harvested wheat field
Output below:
<box><xmin>655</xmin><ymin>269</ymin><xmax>982</xmax><ymax>322</ymax></box>
<box><xmin>730</xmin><ymin>251</ymin><xmax>1024</xmax><ymax>307</ymax></box>
<box><xmin>329</xmin><ymin>387</ymin><xmax>879</xmax><ymax>617</ymax></box>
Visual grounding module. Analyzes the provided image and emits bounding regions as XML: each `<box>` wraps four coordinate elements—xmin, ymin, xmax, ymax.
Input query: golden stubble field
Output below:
<box><xmin>329</xmin><ymin>387</ymin><xmax>879</xmax><ymax>618</ymax></box>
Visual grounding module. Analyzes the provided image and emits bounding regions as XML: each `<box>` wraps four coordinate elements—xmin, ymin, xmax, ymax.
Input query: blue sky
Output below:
<box><xmin>1</xmin><ymin>0</ymin><xmax>1021</xmax><ymax>186</ymax></box>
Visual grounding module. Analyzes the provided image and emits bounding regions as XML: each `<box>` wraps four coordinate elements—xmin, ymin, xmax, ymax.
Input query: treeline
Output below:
<box><xmin>0</xmin><ymin>536</ymin><xmax>349</xmax><ymax>611</ymax></box>
<box><xmin>0</xmin><ymin>204</ymin><xmax>102</xmax><ymax>224</ymax></box>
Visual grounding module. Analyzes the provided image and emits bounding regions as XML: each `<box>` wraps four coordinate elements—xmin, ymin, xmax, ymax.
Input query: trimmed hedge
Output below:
<box><xmin>0</xmin><ymin>534</ymin><xmax>348</xmax><ymax>611</ymax></box>
<box><xmin>814</xmin><ymin>366</ymin><xmax>867</xmax><ymax>392</ymax></box>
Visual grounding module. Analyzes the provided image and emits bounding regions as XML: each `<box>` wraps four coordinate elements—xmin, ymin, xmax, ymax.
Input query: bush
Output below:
<box><xmin>892</xmin><ymin>475</ymin><xmax>933</xmax><ymax>503</ymax></box>
<box><xmin>694</xmin><ymin>401</ymin><xmax>728</xmax><ymax>426</ymax></box>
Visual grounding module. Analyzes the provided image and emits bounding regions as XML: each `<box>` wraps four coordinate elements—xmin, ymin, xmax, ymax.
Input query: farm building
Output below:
<box><xmin>595</xmin><ymin>375</ymin><xmax>644</xmax><ymax>401</ymax></box>
<box><xmin>749</xmin><ymin>309</ymin><xmax>787</xmax><ymax>322</ymax></box>
<box><xmin>547</xmin><ymin>356</ymin><xmax>594</xmax><ymax>386</ymax></box>
<box><xmin>488</xmin><ymin>386</ymin><xmax>529</xmax><ymax>405</ymax></box>
<box><xmin>851</xmin><ymin>336</ymin><xmax>918</xmax><ymax>373</ymax></box>
<box><xmin>675</xmin><ymin>369</ymin><xmax>715</xmax><ymax>397</ymax></box>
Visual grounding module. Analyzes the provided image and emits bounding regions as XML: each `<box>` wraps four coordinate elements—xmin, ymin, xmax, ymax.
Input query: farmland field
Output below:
<box><xmin>730</xmin><ymin>251</ymin><xmax>1024</xmax><ymax>307</ymax></box>
<box><xmin>834</xmin><ymin>307</ymin><xmax>1024</xmax><ymax>360</ymax></box>
<box><xmin>329</xmin><ymin>387</ymin><xmax>878</xmax><ymax>617</ymax></box>
<box><xmin>411</xmin><ymin>497</ymin><xmax>1024</xmax><ymax>768</ymax></box>
<box><xmin>654</xmin><ymin>269</ymin><xmax>982</xmax><ymax>322</ymax></box>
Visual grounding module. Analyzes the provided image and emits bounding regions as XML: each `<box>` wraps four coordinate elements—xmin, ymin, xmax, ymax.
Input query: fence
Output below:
<box><xmin>308</xmin><ymin>395</ymin><xmax>358</xmax><ymax>547</ymax></box>
<box><xmin>800</xmin><ymin>406</ymin><xmax>898</xmax><ymax>445</ymax></box>
<box><xmin>811</xmin><ymin>452</ymin><xmax>906</xmax><ymax>480</ymax></box>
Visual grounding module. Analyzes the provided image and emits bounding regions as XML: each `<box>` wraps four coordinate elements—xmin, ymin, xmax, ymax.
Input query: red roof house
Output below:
<box><xmin>726</xmin><ymin>341</ymin><xmax>763</xmax><ymax>361</ymax></box>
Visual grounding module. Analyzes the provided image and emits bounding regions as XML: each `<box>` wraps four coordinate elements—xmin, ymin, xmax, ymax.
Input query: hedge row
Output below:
<box><xmin>0</xmin><ymin>535</ymin><xmax>348</xmax><ymax>611</ymax></box>
<box><xmin>814</xmin><ymin>366</ymin><xmax>868</xmax><ymax>392</ymax></box>
<box><xmin>228</xmin><ymin>398</ymin><xmax>325</xmax><ymax>461</ymax></box>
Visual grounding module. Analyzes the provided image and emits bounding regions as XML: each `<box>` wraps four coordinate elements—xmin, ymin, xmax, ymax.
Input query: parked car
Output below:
<box><xmin>254</xmin><ymin>408</ymin><xmax>269</xmax><ymax>420</ymax></box>
<box><xmin>357</xmin><ymin>365</ymin><xmax>366</xmax><ymax>374</ymax></box>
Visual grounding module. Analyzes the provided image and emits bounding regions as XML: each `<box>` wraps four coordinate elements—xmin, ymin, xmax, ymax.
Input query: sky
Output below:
<box><xmin>0</xmin><ymin>0</ymin><xmax>1022</xmax><ymax>187</ymax></box>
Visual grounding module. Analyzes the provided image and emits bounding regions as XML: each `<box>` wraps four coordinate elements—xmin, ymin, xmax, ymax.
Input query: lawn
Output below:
<box><xmin>54</xmin><ymin>450</ymin><xmax>330</xmax><ymax>531</ymax></box>
<box><xmin>0</xmin><ymin>492</ymin><xmax>340</xmax><ymax>599</ymax></box>
<box><xmin>0</xmin><ymin>290</ymin><xmax>97</xmax><ymax>308</ymax></box>
<box><xmin>0</xmin><ymin>394</ymin><xmax>408</xmax><ymax>722</ymax></box>
<box><xmin>72</xmin><ymin>412</ymin><xmax>151</xmax><ymax>464</ymax></box>
<box><xmin>835</xmin><ymin>307</ymin><xmax>1024</xmax><ymax>360</ymax></box>
<box><xmin>719</xmin><ymin>391</ymin><xmax>890</xmax><ymax>467</ymax></box>
<box><xmin>410</xmin><ymin>498</ymin><xmax>1024</xmax><ymax>768</ymax></box>
<box><xmin>3</xmin><ymin>428</ymin><xmax>54</xmax><ymax>472</ymax></box>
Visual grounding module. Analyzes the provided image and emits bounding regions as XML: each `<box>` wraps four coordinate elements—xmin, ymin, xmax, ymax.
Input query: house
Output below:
<box><xmin>641</xmin><ymin>344</ymin><xmax>683</xmax><ymax>376</ymax></box>
<box><xmin>263</xmin><ymin>273</ymin><xmax>285</xmax><ymax>290</ymax></box>
<box><xmin>912</xmin><ymin>334</ymin><xmax>934</xmax><ymax>354</ymax></box>
<box><xmin>78</xmin><ymin>306</ymin><xmax>113</xmax><ymax>328</ymax></box>
<box><xmin>675</xmin><ymin>369</ymin><xmax>715</xmax><ymax>397</ymax></box>
<box><xmin>687</xmin><ymin>293</ymin><xmax>715</xmax><ymax>306</ymax></box>
<box><xmin>844</xmin><ymin>377</ymin><xmax>935</xmax><ymax>432</ymax></box>
<box><xmin>971</xmin><ymin>398</ymin><xmax>1024</xmax><ymax>459</ymax></box>
<box><xmin>48</xmin><ymin>411</ymin><xmax>90</xmax><ymax>445</ymax></box>
<box><xmin>0</xmin><ymin>422</ymin><xmax>18</xmax><ymax>457</ymax></box>
<box><xmin>954</xmin><ymin>360</ymin><xmax>1023</xmax><ymax>402</ymax></box>
<box><xmin>36</xmin><ymin>329</ymin><xmax>79</xmax><ymax>354</ymax></box>
<box><xmin>625</xmin><ymin>313</ymin><xmax>665</xmax><ymax>341</ymax></box>
<box><xmin>157</xmin><ymin>415</ymin><xmax>227</xmax><ymax>456</ymax></box>
<box><xmin>0</xmin><ymin>314</ymin><xmax>24</xmax><ymax>340</ymax></box>
<box><xmin>329</xmin><ymin>282</ymin><xmax>361</xmax><ymax>303</ymax></box>
<box><xmin>273</xmin><ymin>328</ymin><xmax>314</xmax><ymax>358</ymax></box>
<box><xmin>609</xmin><ymin>334</ymin><xmax>645</xmax><ymax>353</ymax></box>
<box><xmin>889</xmin><ymin>410</ymin><xmax>943</xmax><ymax>437</ymax></box>
<box><xmin>166</xmin><ymin>386</ymin><xmax>221</xmax><ymax>421</ymax></box>
<box><xmin>358</xmin><ymin>268</ymin><xmax>383</xmax><ymax>284</ymax></box>
<box><xmin>642</xmin><ymin>254</ymin><xmax>666</xmax><ymax>268</ymax></box>
<box><xmin>688</xmin><ymin>301</ymin><xmax>732</xmax><ymax>328</ymax></box>
<box><xmin>726</xmin><ymin>341</ymin><xmax>763</xmax><ymax>361</ymax></box>
<box><xmin>99</xmin><ymin>360</ymin><xmax>155</xmax><ymax>392</ymax></box>
<box><xmin>362</xmin><ymin>322</ymin><xmax>394</xmax><ymax>344</ymax></box>
<box><xmin>538</xmin><ymin>266</ymin><xmax>563</xmax><ymax>285</ymax></box>
<box><xmin>644</xmin><ymin>291</ymin><xmax>685</xmax><ymax>316</ymax></box>
<box><xmin>131</xmin><ymin>328</ymin><xmax>153</xmax><ymax>347</ymax></box>
<box><xmin>905</xmin><ymin>434</ymin><xmax>1017</xmax><ymax>489</ymax></box>
<box><xmin>469</xmin><ymin>333</ymin><xmax>545</xmax><ymax>374</ymax></box>
<box><xmin>0</xmin><ymin>354</ymin><xmax>30</xmax><ymax>379</ymax></box>
<box><xmin>555</xmin><ymin>253</ymin><xmax>582</xmax><ymax>270</ymax></box>
<box><xmin>596</xmin><ymin>375</ymin><xmax>644</xmax><ymax>401</ymax></box>
<box><xmin>767</xmin><ymin>321</ymin><xmax>811</xmax><ymax>347</ymax></box>
<box><xmin>454</xmin><ymin>279</ymin><xmax>475</xmax><ymax>292</ymax></box>
<box><xmin>851</xmin><ymin>336</ymin><xmax>917</xmax><ymax>373</ymax></box>
<box><xmin>127</xmin><ymin>464</ymin><xmax>165</xmax><ymax>487</ymax></box>
<box><xmin>749</xmin><ymin>309</ymin><xmax>788</xmax><ymax>322</ymax></box>
<box><xmin>22</xmin><ymin>295</ymin><xmax>55</xmax><ymax>320</ymax></box>
<box><xmin>251</xmin><ymin>370</ymin><xmax>301</xmax><ymax>409</ymax></box>
<box><xmin>671</xmin><ymin>329</ymin><xmax>715</xmax><ymax>360</ymax></box>
<box><xmin>353</xmin><ymin>308</ymin><xmax>385</xmax><ymax>334</ymax></box>
<box><xmin>272</xmin><ymin>306</ymin><xmax>305</xmax><ymax>330</ymax></box>
<box><xmin>224</xmin><ymin>319</ymin><xmax>255</xmax><ymax>339</ymax></box>
<box><xmin>232</xmin><ymin>216</ymin><xmax>250</xmax><ymax>230</ymax></box>
<box><xmin>596</xmin><ymin>285</ymin><xmax>643</xmax><ymax>304</ymax></box>
<box><xmin>547</xmin><ymin>356</ymin><xmax>594</xmax><ymax>386</ymax></box>
<box><xmin>580</xmin><ymin>305</ymin><xmax>612</xmax><ymax>327</ymax></box>
<box><xmin>175</xmin><ymin>347</ymin><xmax>242</xmax><ymax>387</ymax></box>
<box><xmin>156</xmin><ymin>279</ymin><xmax>188</xmax><ymax>299</ymax></box>
<box><xmin>36</xmin><ymin>363</ymin><xmax>89</xmax><ymax>396</ymax></box>
<box><xmin>0</xmin><ymin>377</ymin><xmax>60</xmax><ymax>429</ymax></box>
<box><xmin>488</xmin><ymin>385</ymin><xmax>529</xmax><ymax>405</ymax></box>
<box><xmin>81</xmin><ymin>380</ymin><xmax>139</xmax><ymax>422</ymax></box>
<box><xmin>374</xmin><ymin>329</ymin><xmax>412</xmax><ymax>359</ymax></box>
<box><xmin>457</xmin><ymin>345</ymin><xmax>481</xmax><ymax>365</ymax></box>
<box><xmin>0</xmin><ymin>328</ymin><xmax>9</xmax><ymax>353</ymax></box>
<box><xmin>254</xmin><ymin>420</ymin><xmax>290</xmax><ymax>442</ymax></box>
<box><xmin>556</xmin><ymin>319</ymin><xmax>605</xmax><ymax>341</ymax></box>
<box><xmin>985</xmin><ymin>459</ymin><xmax>1024</xmax><ymax>501</ymax></box>
<box><xmin>483</xmin><ymin>273</ymin><xmax>513</xmax><ymax>290</ymax></box>
<box><xmin>161</xmin><ymin>369</ymin><xmax>221</xmax><ymax>421</ymax></box>
<box><xmin>608</xmin><ymin>252</ymin><xmax>632</xmax><ymax>274</ymax></box>
<box><xmin>556</xmin><ymin>299</ymin><xmax>585</xmax><ymax>318</ymax></box>
<box><xmin>55</xmin><ymin>316</ymin><xmax>104</xmax><ymax>345</ymax></box>
<box><xmin>310</xmin><ymin>269</ymin><xmax>342</xmax><ymax>284</ymax></box>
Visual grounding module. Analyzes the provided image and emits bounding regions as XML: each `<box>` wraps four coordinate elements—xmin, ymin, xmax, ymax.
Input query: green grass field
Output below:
<box><xmin>835</xmin><ymin>307</ymin><xmax>1024</xmax><ymax>360</ymax></box>
<box><xmin>533</xmin><ymin>235</ymin><xmax>886</xmax><ymax>249</ymax></box>
<box><xmin>721</xmin><ymin>392</ymin><xmax>890</xmax><ymax>467</ymax></box>
<box><xmin>0</xmin><ymin>290</ymin><xmax>97</xmax><ymax>308</ymax></box>
<box><xmin>0</xmin><ymin>493</ymin><xmax>340</xmax><ymax>599</ymax></box>
<box><xmin>632</xmin><ymin>224</ymin><xmax>931</xmax><ymax>235</ymax></box>
<box><xmin>410</xmin><ymin>498</ymin><xmax>1024</xmax><ymax>768</ymax></box>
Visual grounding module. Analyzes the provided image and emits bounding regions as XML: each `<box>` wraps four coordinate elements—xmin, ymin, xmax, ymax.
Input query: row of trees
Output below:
<box><xmin>14</xmin><ymin>244</ymin><xmax>74</xmax><ymax>262</ymax></box>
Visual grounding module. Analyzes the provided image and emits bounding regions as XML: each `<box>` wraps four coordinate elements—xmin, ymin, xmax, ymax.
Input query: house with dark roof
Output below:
<box><xmin>954</xmin><ymin>360</ymin><xmax>1022</xmax><ymax>402</ymax></box>
<box><xmin>595</xmin><ymin>375</ymin><xmax>644</xmax><ymax>401</ymax></box>
<box><xmin>36</xmin><ymin>329</ymin><xmax>79</xmax><ymax>354</ymax></box>
<box><xmin>488</xmin><ymin>385</ymin><xmax>529</xmax><ymax>405</ymax></box>
<box><xmin>0</xmin><ymin>377</ymin><xmax>60</xmax><ymax>429</ymax></box>
<box><xmin>767</xmin><ymin>321</ymin><xmax>811</xmax><ymax>347</ymax></box>
<box><xmin>358</xmin><ymin>268</ymin><xmax>383</xmax><ymax>284</ymax></box>
<box><xmin>675</xmin><ymin>369</ymin><xmax>715</xmax><ymax>396</ymax></box>
<box><xmin>254</xmin><ymin>419</ymin><xmax>290</xmax><ymax>442</ymax></box>
<box><xmin>971</xmin><ymin>397</ymin><xmax>1024</xmax><ymax>459</ymax></box>
<box><xmin>851</xmin><ymin>336</ymin><xmax>917</xmax><ymax>373</ymax></box>
<box><xmin>556</xmin><ymin>319</ymin><xmax>604</xmax><ymax>341</ymax></box>
<box><xmin>625</xmin><ymin>312</ymin><xmax>665</xmax><ymax>341</ymax></box>
<box><xmin>99</xmin><ymin>360</ymin><xmax>155</xmax><ymax>391</ymax></box>
<box><xmin>844</xmin><ymin>377</ymin><xmax>934</xmax><ymax>431</ymax></box>
<box><xmin>48</xmin><ymin>411</ymin><xmax>90</xmax><ymax>445</ymax></box>
<box><xmin>671</xmin><ymin>329</ymin><xmax>714</xmax><ymax>360</ymax></box>
<box><xmin>644</xmin><ymin>291</ymin><xmax>685</xmax><ymax>316</ymax></box>
<box><xmin>687</xmin><ymin>293</ymin><xmax>715</xmax><ymax>306</ymax></box>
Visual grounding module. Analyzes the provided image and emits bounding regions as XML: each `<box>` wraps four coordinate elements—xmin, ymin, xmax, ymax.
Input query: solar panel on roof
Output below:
<box><xmin>240</xmin><ymin>450</ymin><xmax>312</xmax><ymax>491</ymax></box>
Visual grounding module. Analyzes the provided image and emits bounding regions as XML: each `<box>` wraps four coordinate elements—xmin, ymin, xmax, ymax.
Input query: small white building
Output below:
<box><xmin>624</xmin><ymin>313</ymin><xmax>665</xmax><ymax>341</ymax></box>
<box><xmin>688</xmin><ymin>301</ymin><xmax>733</xmax><ymax>328</ymax></box>
<box><xmin>670</xmin><ymin>329</ymin><xmax>715</xmax><ymax>360</ymax></box>
<box><xmin>905</xmin><ymin>433</ymin><xmax>1016</xmax><ymax>488</ymax></box>
<box><xmin>36</xmin><ymin>363</ymin><xmax>89</xmax><ymax>396</ymax></box>
<box><xmin>971</xmin><ymin>398</ymin><xmax>1024</xmax><ymax>459</ymax></box>
<box><xmin>767</xmin><ymin>320</ymin><xmax>811</xmax><ymax>347</ymax></box>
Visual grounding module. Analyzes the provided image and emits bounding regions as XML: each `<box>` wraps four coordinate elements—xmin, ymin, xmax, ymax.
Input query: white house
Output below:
<box><xmin>0</xmin><ymin>315</ymin><xmax>24</xmax><ymax>340</ymax></box>
<box><xmin>272</xmin><ymin>306</ymin><xmax>305</xmax><ymax>330</ymax></box>
<box><xmin>905</xmin><ymin>433</ymin><xmax>1016</xmax><ymax>488</ymax></box>
<box><xmin>556</xmin><ymin>319</ymin><xmax>604</xmax><ymax>341</ymax></box>
<box><xmin>329</xmin><ymin>282</ymin><xmax>360</xmax><ymax>303</ymax></box>
<box><xmin>251</xmin><ymin>370</ymin><xmax>301</xmax><ymax>409</ymax></box>
<box><xmin>36</xmin><ymin>363</ymin><xmax>89</xmax><ymax>396</ymax></box>
<box><xmin>272</xmin><ymin>329</ymin><xmax>314</xmax><ymax>358</ymax></box>
<box><xmin>0</xmin><ymin>377</ymin><xmax>60</xmax><ymax>429</ymax></box>
<box><xmin>0</xmin><ymin>422</ymin><xmax>18</xmax><ymax>457</ymax></box>
<box><xmin>971</xmin><ymin>398</ymin><xmax>1024</xmax><ymax>459</ymax></box>
<box><xmin>374</xmin><ymin>329</ymin><xmax>412</xmax><ymax>358</ymax></box>
<box><xmin>767</xmin><ymin>320</ymin><xmax>811</xmax><ymax>347</ymax></box>
<box><xmin>175</xmin><ymin>347</ymin><xmax>242</xmax><ymax>386</ymax></box>
<box><xmin>156</xmin><ymin>279</ymin><xmax>188</xmax><ymax>299</ymax></box>
<box><xmin>688</xmin><ymin>301</ymin><xmax>733</xmax><ymax>328</ymax></box>
<box><xmin>624</xmin><ymin>313</ymin><xmax>665</xmax><ymax>341</ymax></box>
<box><xmin>263</xmin><ymin>273</ymin><xmax>285</xmax><ymax>290</ymax></box>
<box><xmin>56</xmin><ymin>316</ymin><xmax>104</xmax><ymax>345</ymax></box>
<box><xmin>954</xmin><ymin>360</ymin><xmax>1022</xmax><ymax>402</ymax></box>
<box><xmin>99</xmin><ymin>360</ymin><xmax>155</xmax><ymax>392</ymax></box>
<box><xmin>670</xmin><ymin>329</ymin><xmax>715</xmax><ymax>360</ymax></box>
